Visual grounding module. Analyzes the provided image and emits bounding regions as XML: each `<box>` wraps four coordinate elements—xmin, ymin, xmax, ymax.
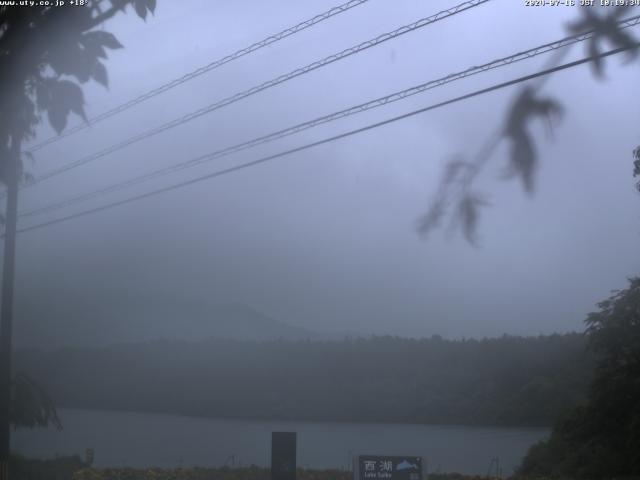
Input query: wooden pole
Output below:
<box><xmin>0</xmin><ymin>132</ymin><xmax>21</xmax><ymax>480</ymax></box>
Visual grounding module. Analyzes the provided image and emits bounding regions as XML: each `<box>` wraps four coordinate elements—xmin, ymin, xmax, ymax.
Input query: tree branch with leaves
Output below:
<box><xmin>0</xmin><ymin>1</ymin><xmax>157</xmax><ymax>476</ymax></box>
<box><xmin>418</xmin><ymin>6</ymin><xmax>639</xmax><ymax>245</ymax></box>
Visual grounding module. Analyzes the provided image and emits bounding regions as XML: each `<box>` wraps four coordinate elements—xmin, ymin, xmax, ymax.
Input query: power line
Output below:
<box><xmin>18</xmin><ymin>15</ymin><xmax>640</xmax><ymax>220</ymax></box>
<box><xmin>25</xmin><ymin>0</ymin><xmax>373</xmax><ymax>153</ymax></box>
<box><xmin>11</xmin><ymin>43</ymin><xmax>635</xmax><ymax>237</ymax></box>
<box><xmin>21</xmin><ymin>0</ymin><xmax>490</xmax><ymax>189</ymax></box>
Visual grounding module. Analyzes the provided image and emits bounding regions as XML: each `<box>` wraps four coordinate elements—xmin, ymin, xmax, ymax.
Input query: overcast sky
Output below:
<box><xmin>9</xmin><ymin>0</ymin><xmax>640</xmax><ymax>346</ymax></box>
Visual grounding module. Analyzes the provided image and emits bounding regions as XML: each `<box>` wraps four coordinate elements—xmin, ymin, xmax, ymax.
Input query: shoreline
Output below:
<box><xmin>53</xmin><ymin>407</ymin><xmax>555</xmax><ymax>431</ymax></box>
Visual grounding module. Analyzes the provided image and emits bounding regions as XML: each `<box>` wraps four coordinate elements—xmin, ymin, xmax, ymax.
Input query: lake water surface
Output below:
<box><xmin>13</xmin><ymin>409</ymin><xmax>549</xmax><ymax>475</ymax></box>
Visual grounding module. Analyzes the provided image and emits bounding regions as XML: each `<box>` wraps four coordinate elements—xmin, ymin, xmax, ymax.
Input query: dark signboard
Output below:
<box><xmin>355</xmin><ymin>455</ymin><xmax>422</xmax><ymax>480</ymax></box>
<box><xmin>271</xmin><ymin>432</ymin><xmax>296</xmax><ymax>480</ymax></box>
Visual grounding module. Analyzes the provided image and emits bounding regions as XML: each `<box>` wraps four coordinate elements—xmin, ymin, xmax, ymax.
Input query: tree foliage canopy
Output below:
<box><xmin>0</xmin><ymin>0</ymin><xmax>156</xmax><ymax>432</ymax></box>
<box><xmin>10</xmin><ymin>372</ymin><xmax>61</xmax><ymax>430</ymax></box>
<box><xmin>519</xmin><ymin>277</ymin><xmax>640</xmax><ymax>478</ymax></box>
<box><xmin>0</xmin><ymin>0</ymin><xmax>156</xmax><ymax>184</ymax></box>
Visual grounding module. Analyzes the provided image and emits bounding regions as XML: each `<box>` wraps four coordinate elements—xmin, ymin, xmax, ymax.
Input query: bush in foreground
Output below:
<box><xmin>72</xmin><ymin>467</ymin><xmax>350</xmax><ymax>480</ymax></box>
<box><xmin>11</xmin><ymin>454</ymin><xmax>86</xmax><ymax>480</ymax></box>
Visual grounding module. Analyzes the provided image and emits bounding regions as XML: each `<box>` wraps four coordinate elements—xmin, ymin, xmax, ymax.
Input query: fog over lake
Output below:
<box><xmin>14</xmin><ymin>409</ymin><xmax>549</xmax><ymax>475</ymax></box>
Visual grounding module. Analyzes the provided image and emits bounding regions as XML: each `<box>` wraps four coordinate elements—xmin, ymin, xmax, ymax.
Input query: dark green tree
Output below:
<box><xmin>519</xmin><ymin>277</ymin><xmax>640</xmax><ymax>478</ymax></box>
<box><xmin>0</xmin><ymin>2</ymin><xmax>156</xmax><ymax>477</ymax></box>
<box><xmin>10</xmin><ymin>372</ymin><xmax>61</xmax><ymax>430</ymax></box>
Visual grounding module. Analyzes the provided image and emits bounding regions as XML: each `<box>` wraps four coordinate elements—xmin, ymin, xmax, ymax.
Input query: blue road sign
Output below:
<box><xmin>356</xmin><ymin>455</ymin><xmax>422</xmax><ymax>480</ymax></box>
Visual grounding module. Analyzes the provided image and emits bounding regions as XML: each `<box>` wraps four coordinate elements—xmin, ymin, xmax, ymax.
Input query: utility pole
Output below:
<box><xmin>0</xmin><ymin>130</ymin><xmax>21</xmax><ymax>480</ymax></box>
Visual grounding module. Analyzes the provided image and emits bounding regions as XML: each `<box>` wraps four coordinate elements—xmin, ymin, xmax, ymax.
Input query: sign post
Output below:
<box><xmin>271</xmin><ymin>432</ymin><xmax>296</xmax><ymax>480</ymax></box>
<box><xmin>354</xmin><ymin>455</ymin><xmax>423</xmax><ymax>480</ymax></box>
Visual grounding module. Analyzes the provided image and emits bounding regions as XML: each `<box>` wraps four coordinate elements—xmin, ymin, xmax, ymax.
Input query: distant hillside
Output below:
<box><xmin>15</xmin><ymin>333</ymin><xmax>594</xmax><ymax>427</ymax></box>
<box><xmin>14</xmin><ymin>293</ymin><xmax>333</xmax><ymax>347</ymax></box>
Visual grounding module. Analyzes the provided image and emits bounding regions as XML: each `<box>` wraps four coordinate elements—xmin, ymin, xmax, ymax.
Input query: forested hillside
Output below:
<box><xmin>15</xmin><ymin>333</ymin><xmax>592</xmax><ymax>427</ymax></box>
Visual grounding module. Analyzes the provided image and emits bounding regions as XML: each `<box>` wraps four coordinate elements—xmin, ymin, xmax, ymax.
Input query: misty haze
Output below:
<box><xmin>1</xmin><ymin>1</ymin><xmax>639</xmax><ymax>480</ymax></box>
